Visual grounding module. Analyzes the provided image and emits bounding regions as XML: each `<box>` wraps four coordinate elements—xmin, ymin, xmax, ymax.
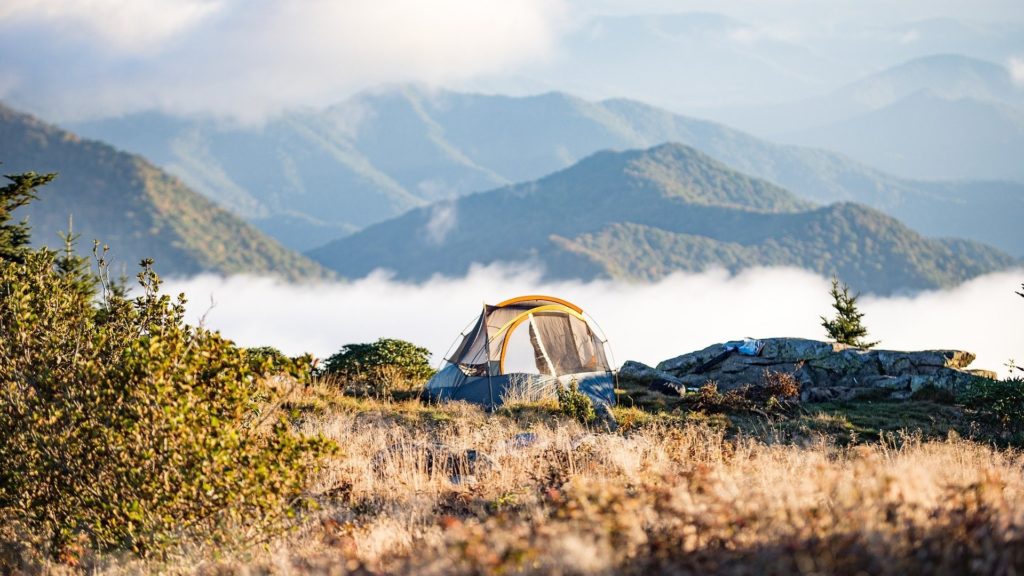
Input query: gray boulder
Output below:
<box><xmin>619</xmin><ymin>360</ymin><xmax>686</xmax><ymax>395</ymax></box>
<box><xmin>651</xmin><ymin>337</ymin><xmax>993</xmax><ymax>402</ymax></box>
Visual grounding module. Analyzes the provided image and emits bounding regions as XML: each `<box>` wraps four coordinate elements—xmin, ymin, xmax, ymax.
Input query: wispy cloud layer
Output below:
<box><xmin>3</xmin><ymin>0</ymin><xmax>1021</xmax><ymax>121</ymax></box>
<box><xmin>165</xmin><ymin>267</ymin><xmax>1024</xmax><ymax>379</ymax></box>
<box><xmin>1009</xmin><ymin>56</ymin><xmax>1024</xmax><ymax>87</ymax></box>
<box><xmin>0</xmin><ymin>0</ymin><xmax>565</xmax><ymax>122</ymax></box>
<box><xmin>0</xmin><ymin>0</ymin><xmax>221</xmax><ymax>51</ymax></box>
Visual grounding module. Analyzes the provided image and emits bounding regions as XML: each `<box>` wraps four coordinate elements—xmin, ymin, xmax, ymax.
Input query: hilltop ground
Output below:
<box><xmin>43</xmin><ymin>375</ymin><xmax>1023</xmax><ymax>575</ymax></box>
<box><xmin>5</xmin><ymin>165</ymin><xmax>1018</xmax><ymax>575</ymax></box>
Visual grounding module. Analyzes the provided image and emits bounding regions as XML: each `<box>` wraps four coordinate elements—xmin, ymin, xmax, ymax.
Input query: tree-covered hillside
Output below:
<box><xmin>0</xmin><ymin>103</ymin><xmax>331</xmax><ymax>281</ymax></box>
<box><xmin>308</xmin><ymin>143</ymin><xmax>1016</xmax><ymax>294</ymax></box>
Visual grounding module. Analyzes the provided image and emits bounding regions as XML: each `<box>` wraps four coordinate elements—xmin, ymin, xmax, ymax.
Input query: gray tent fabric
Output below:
<box><xmin>427</xmin><ymin>371</ymin><xmax>616</xmax><ymax>408</ymax></box>
<box><xmin>426</xmin><ymin>295</ymin><xmax>615</xmax><ymax>409</ymax></box>
<box><xmin>528</xmin><ymin>317</ymin><xmax>556</xmax><ymax>376</ymax></box>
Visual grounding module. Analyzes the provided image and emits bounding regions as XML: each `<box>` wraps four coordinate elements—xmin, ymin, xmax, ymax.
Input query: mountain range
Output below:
<box><xmin>715</xmin><ymin>54</ymin><xmax>1024</xmax><ymax>182</ymax></box>
<box><xmin>0</xmin><ymin>103</ymin><xmax>330</xmax><ymax>281</ymax></box>
<box><xmin>466</xmin><ymin>13</ymin><xmax>1024</xmax><ymax>113</ymax></box>
<box><xmin>73</xmin><ymin>85</ymin><xmax>1024</xmax><ymax>256</ymax></box>
<box><xmin>307</xmin><ymin>143</ymin><xmax>1016</xmax><ymax>295</ymax></box>
<box><xmin>788</xmin><ymin>90</ymin><xmax>1024</xmax><ymax>182</ymax></box>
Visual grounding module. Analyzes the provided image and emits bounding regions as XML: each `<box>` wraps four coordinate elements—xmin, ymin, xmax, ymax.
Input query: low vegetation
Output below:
<box><xmin>12</xmin><ymin>380</ymin><xmax>1017</xmax><ymax>575</ymax></box>
<box><xmin>960</xmin><ymin>376</ymin><xmax>1024</xmax><ymax>441</ymax></box>
<box><xmin>320</xmin><ymin>338</ymin><xmax>434</xmax><ymax>399</ymax></box>
<box><xmin>555</xmin><ymin>379</ymin><xmax>597</xmax><ymax>425</ymax></box>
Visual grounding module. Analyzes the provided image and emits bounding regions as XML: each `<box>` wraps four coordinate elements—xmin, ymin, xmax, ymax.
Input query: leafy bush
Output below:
<box><xmin>556</xmin><ymin>379</ymin><xmax>597</xmax><ymax>424</ymax></box>
<box><xmin>244</xmin><ymin>346</ymin><xmax>316</xmax><ymax>384</ymax></box>
<box><xmin>321</xmin><ymin>338</ymin><xmax>433</xmax><ymax>396</ymax></box>
<box><xmin>959</xmin><ymin>376</ymin><xmax>1024</xmax><ymax>436</ymax></box>
<box><xmin>0</xmin><ymin>171</ymin><xmax>334</xmax><ymax>561</ymax></box>
<box><xmin>0</xmin><ymin>244</ymin><xmax>331</xmax><ymax>561</ymax></box>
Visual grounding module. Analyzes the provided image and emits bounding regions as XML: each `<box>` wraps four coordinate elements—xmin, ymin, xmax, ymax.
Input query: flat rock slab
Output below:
<box><xmin>627</xmin><ymin>337</ymin><xmax>992</xmax><ymax>401</ymax></box>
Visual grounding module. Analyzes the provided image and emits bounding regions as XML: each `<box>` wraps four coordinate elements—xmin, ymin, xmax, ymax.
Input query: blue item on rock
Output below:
<box><xmin>723</xmin><ymin>338</ymin><xmax>764</xmax><ymax>356</ymax></box>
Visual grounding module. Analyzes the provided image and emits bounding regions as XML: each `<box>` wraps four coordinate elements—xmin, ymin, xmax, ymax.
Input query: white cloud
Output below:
<box><xmin>423</xmin><ymin>201</ymin><xmax>457</xmax><ymax>246</ymax></box>
<box><xmin>0</xmin><ymin>0</ymin><xmax>567</xmax><ymax>122</ymax></box>
<box><xmin>571</xmin><ymin>0</ymin><xmax>1024</xmax><ymax>27</ymax></box>
<box><xmin>0</xmin><ymin>0</ymin><xmax>222</xmax><ymax>52</ymax></box>
<box><xmin>899</xmin><ymin>29</ymin><xmax>919</xmax><ymax>45</ymax></box>
<box><xmin>1009</xmin><ymin>56</ymin><xmax>1024</xmax><ymax>87</ymax></box>
<box><xmin>727</xmin><ymin>24</ymin><xmax>804</xmax><ymax>45</ymax></box>
<box><xmin>165</xmin><ymin>266</ymin><xmax>1024</xmax><ymax>379</ymax></box>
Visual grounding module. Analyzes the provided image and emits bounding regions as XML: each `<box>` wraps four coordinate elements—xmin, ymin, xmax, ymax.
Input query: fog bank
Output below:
<box><xmin>166</xmin><ymin>266</ymin><xmax>1024</xmax><ymax>379</ymax></box>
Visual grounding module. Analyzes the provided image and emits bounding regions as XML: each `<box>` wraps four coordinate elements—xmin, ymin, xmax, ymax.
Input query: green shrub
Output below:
<box><xmin>556</xmin><ymin>379</ymin><xmax>597</xmax><ymax>425</ymax></box>
<box><xmin>321</xmin><ymin>338</ymin><xmax>433</xmax><ymax>396</ymax></box>
<box><xmin>0</xmin><ymin>251</ymin><xmax>332</xmax><ymax>561</ymax></box>
<box><xmin>244</xmin><ymin>346</ymin><xmax>316</xmax><ymax>384</ymax></box>
<box><xmin>959</xmin><ymin>376</ymin><xmax>1024</xmax><ymax>435</ymax></box>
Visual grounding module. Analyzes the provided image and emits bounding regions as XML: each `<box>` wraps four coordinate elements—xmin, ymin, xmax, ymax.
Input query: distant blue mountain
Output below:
<box><xmin>711</xmin><ymin>54</ymin><xmax>1024</xmax><ymax>182</ymax></box>
<box><xmin>73</xmin><ymin>86</ymin><xmax>1024</xmax><ymax>256</ymax></box>
<box><xmin>788</xmin><ymin>90</ymin><xmax>1024</xmax><ymax>181</ymax></box>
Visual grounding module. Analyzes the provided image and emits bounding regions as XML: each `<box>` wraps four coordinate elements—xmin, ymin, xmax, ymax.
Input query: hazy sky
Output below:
<box><xmin>0</xmin><ymin>0</ymin><xmax>565</xmax><ymax>121</ymax></box>
<box><xmin>1</xmin><ymin>0</ymin><xmax>1022</xmax><ymax>121</ymax></box>
<box><xmin>573</xmin><ymin>0</ymin><xmax>1024</xmax><ymax>23</ymax></box>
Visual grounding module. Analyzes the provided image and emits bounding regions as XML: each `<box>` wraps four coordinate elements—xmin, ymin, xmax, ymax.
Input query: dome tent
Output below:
<box><xmin>426</xmin><ymin>295</ymin><xmax>616</xmax><ymax>409</ymax></box>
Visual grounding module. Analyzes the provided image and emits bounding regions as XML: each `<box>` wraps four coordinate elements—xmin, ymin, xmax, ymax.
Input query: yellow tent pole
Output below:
<box><xmin>495</xmin><ymin>294</ymin><xmax>583</xmax><ymax>313</ymax></box>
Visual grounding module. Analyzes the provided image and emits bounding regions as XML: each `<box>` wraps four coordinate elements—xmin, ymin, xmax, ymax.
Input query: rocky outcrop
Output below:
<box><xmin>624</xmin><ymin>337</ymin><xmax>995</xmax><ymax>402</ymax></box>
<box><xmin>619</xmin><ymin>360</ymin><xmax>687</xmax><ymax>396</ymax></box>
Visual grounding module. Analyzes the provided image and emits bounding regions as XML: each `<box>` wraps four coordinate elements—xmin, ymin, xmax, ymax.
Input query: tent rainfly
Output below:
<box><xmin>425</xmin><ymin>295</ymin><xmax>616</xmax><ymax>409</ymax></box>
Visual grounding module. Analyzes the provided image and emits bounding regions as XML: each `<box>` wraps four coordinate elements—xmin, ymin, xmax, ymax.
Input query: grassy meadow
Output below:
<box><xmin>8</xmin><ymin>375</ymin><xmax>1018</xmax><ymax>575</ymax></box>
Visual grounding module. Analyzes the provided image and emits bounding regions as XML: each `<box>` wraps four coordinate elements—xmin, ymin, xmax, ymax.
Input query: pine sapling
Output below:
<box><xmin>821</xmin><ymin>276</ymin><xmax>879</xmax><ymax>349</ymax></box>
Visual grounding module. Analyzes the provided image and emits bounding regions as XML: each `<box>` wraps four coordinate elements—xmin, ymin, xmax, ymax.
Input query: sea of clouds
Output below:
<box><xmin>165</xmin><ymin>265</ymin><xmax>1024</xmax><ymax>379</ymax></box>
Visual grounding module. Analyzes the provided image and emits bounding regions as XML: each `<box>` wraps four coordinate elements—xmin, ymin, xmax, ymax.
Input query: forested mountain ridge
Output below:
<box><xmin>0</xmin><ymin>102</ymin><xmax>332</xmax><ymax>281</ymax></box>
<box><xmin>308</xmin><ymin>143</ymin><xmax>1016</xmax><ymax>295</ymax></box>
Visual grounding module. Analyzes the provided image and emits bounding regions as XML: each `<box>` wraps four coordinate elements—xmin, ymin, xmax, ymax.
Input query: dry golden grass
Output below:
<box><xmin>43</xmin><ymin>381</ymin><xmax>1024</xmax><ymax>575</ymax></box>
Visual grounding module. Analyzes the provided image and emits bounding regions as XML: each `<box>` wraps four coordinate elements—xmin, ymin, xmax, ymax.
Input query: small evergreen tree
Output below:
<box><xmin>0</xmin><ymin>171</ymin><xmax>56</xmax><ymax>263</ymax></box>
<box><xmin>821</xmin><ymin>276</ymin><xmax>878</xmax><ymax>349</ymax></box>
<box><xmin>53</xmin><ymin>217</ymin><xmax>98</xmax><ymax>301</ymax></box>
